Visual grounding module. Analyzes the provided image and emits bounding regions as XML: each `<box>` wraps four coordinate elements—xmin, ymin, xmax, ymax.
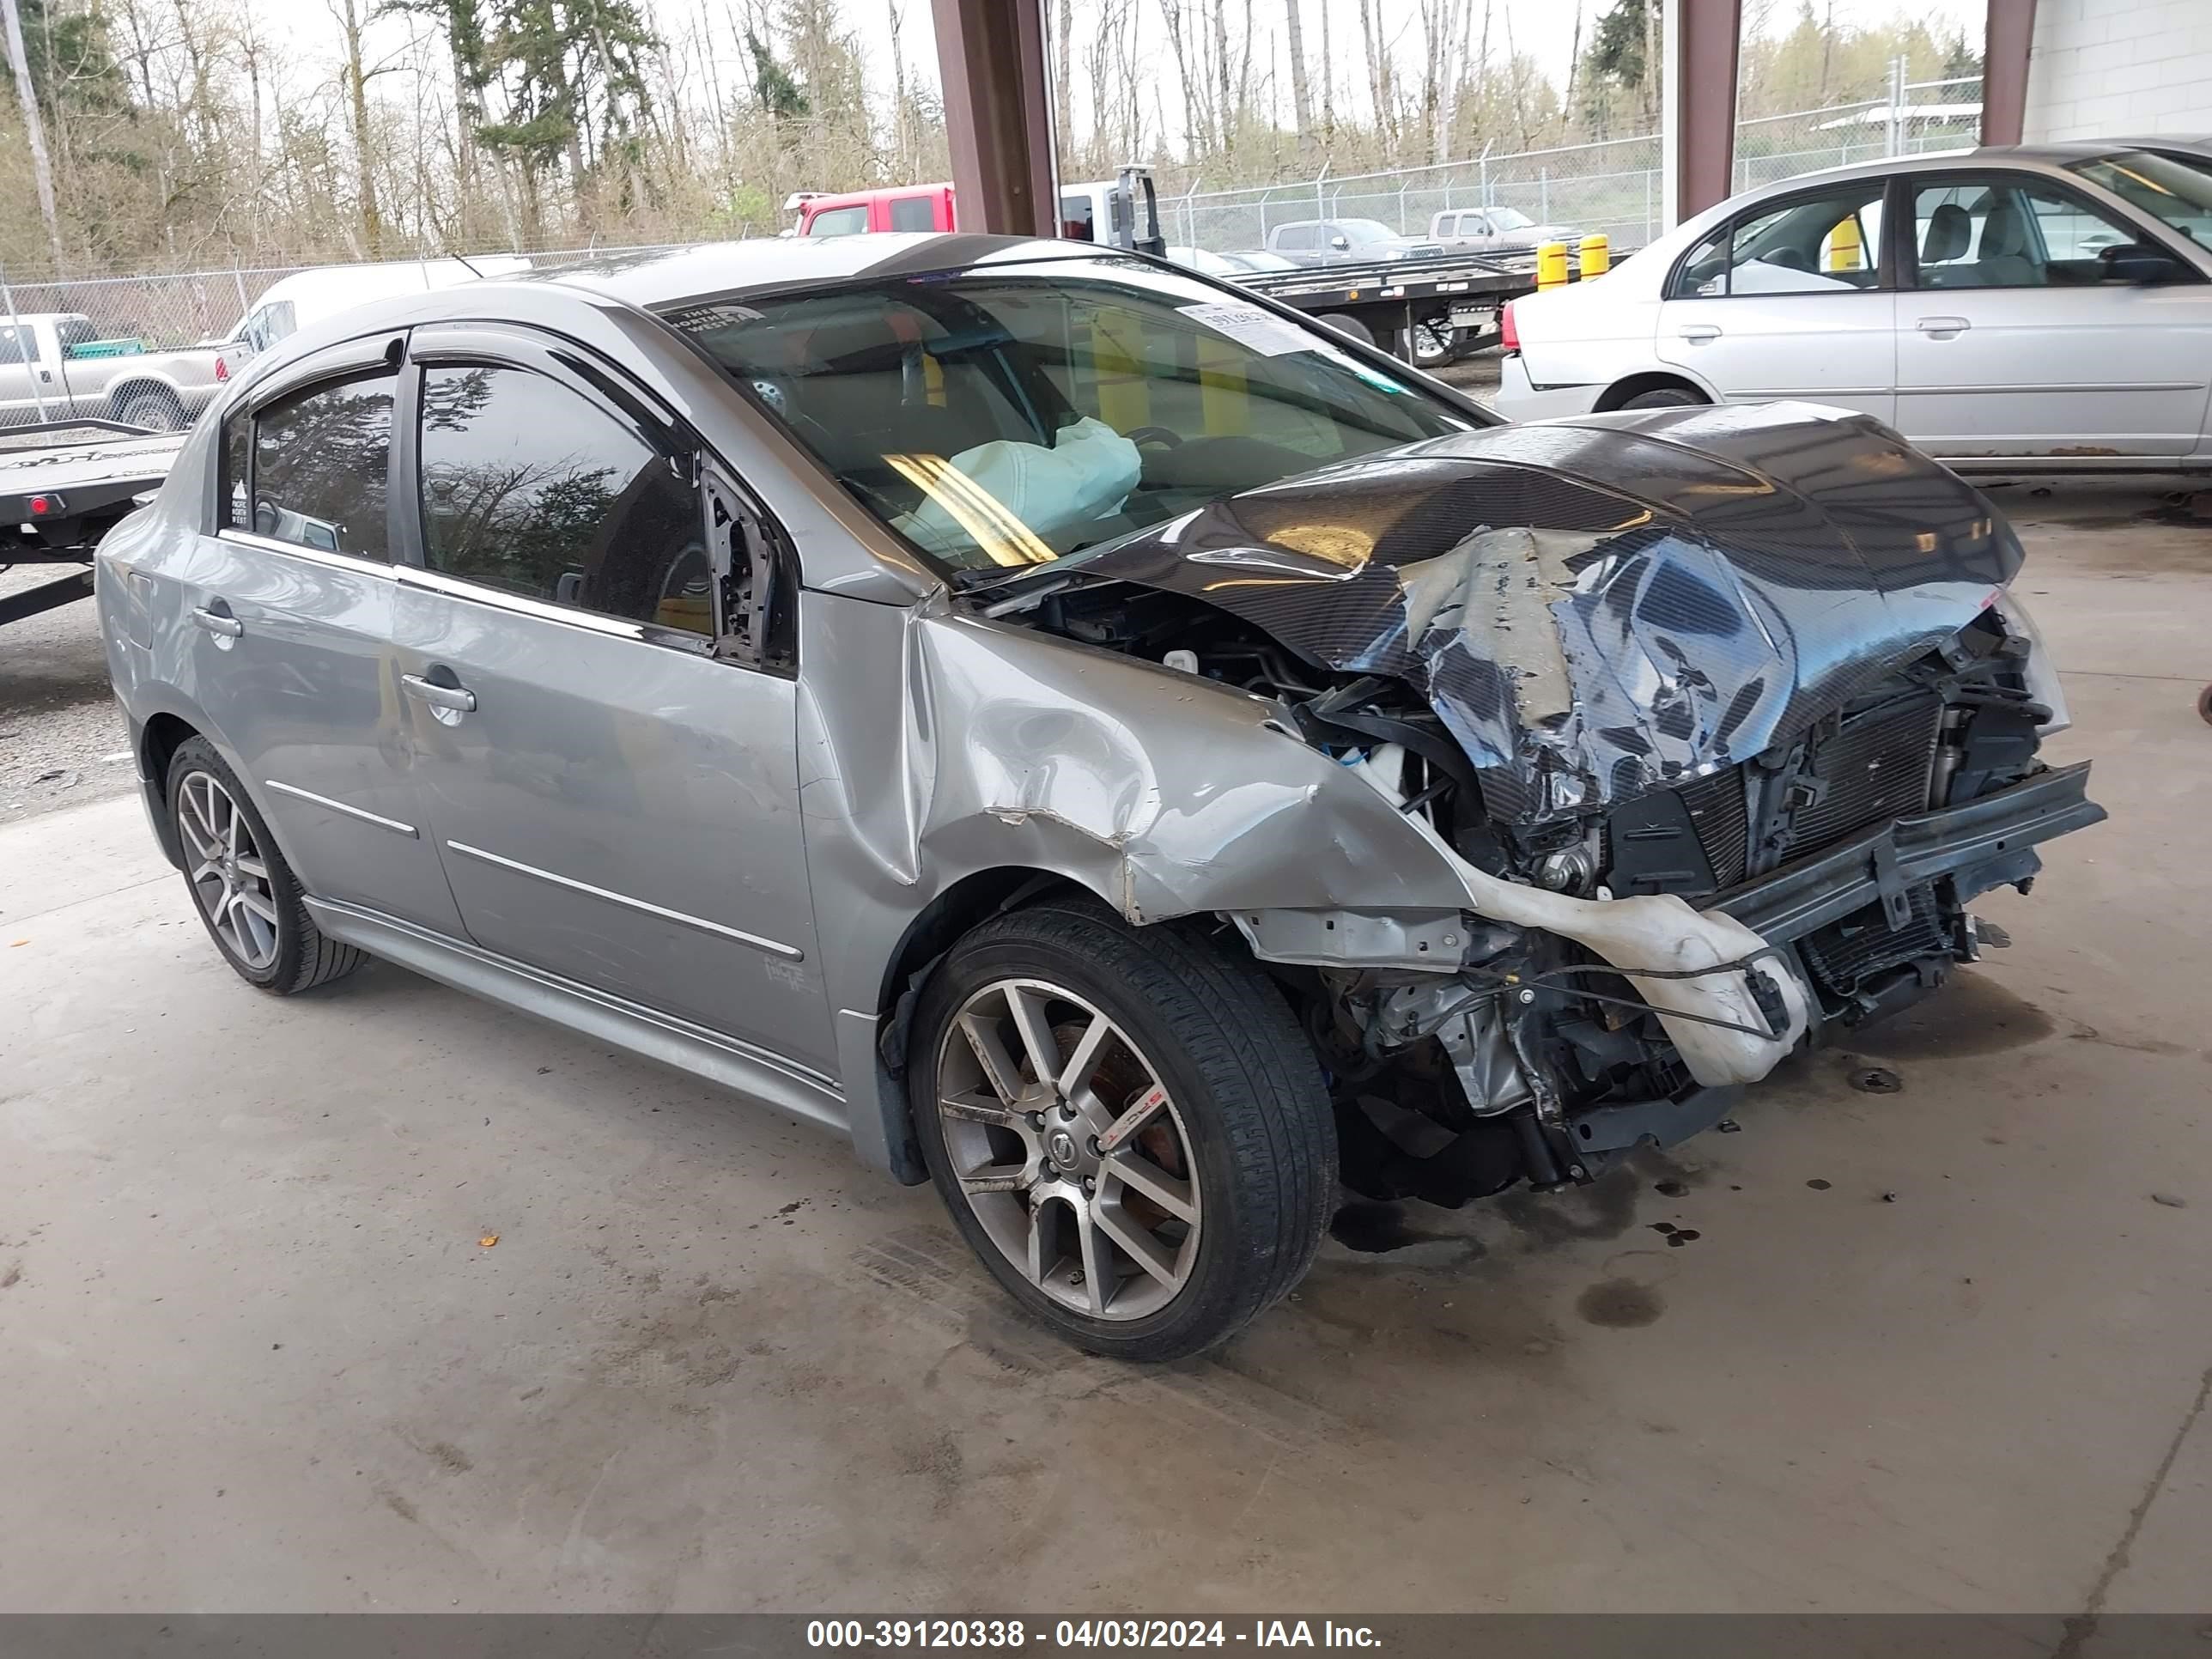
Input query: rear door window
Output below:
<box><xmin>1671</xmin><ymin>182</ymin><xmax>1887</xmax><ymax>297</ymax></box>
<box><xmin>416</xmin><ymin>364</ymin><xmax>710</xmax><ymax>635</ymax></box>
<box><xmin>246</xmin><ymin>372</ymin><xmax>395</xmax><ymax>561</ymax></box>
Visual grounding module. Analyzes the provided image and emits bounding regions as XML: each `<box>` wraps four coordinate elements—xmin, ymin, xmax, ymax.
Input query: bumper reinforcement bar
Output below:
<box><xmin>1705</xmin><ymin>762</ymin><xmax>2102</xmax><ymax>944</ymax></box>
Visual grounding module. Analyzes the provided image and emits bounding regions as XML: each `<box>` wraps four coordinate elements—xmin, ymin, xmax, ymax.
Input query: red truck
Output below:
<box><xmin>786</xmin><ymin>167</ymin><xmax>1164</xmax><ymax>252</ymax></box>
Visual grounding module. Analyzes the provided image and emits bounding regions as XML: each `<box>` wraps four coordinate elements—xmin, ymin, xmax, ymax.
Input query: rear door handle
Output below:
<box><xmin>190</xmin><ymin>605</ymin><xmax>243</xmax><ymax>639</ymax></box>
<box><xmin>1677</xmin><ymin>324</ymin><xmax>1722</xmax><ymax>343</ymax></box>
<box><xmin>1916</xmin><ymin>316</ymin><xmax>1971</xmax><ymax>337</ymax></box>
<box><xmin>401</xmin><ymin>673</ymin><xmax>477</xmax><ymax>717</ymax></box>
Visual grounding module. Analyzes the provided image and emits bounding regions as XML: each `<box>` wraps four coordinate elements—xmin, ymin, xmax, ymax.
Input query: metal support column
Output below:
<box><xmin>931</xmin><ymin>0</ymin><xmax>1059</xmax><ymax>238</ymax></box>
<box><xmin>1660</xmin><ymin>0</ymin><xmax>1744</xmax><ymax>232</ymax></box>
<box><xmin>1983</xmin><ymin>0</ymin><xmax>2039</xmax><ymax>147</ymax></box>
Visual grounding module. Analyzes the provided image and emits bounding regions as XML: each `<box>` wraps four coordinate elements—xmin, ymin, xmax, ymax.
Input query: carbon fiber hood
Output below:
<box><xmin>1059</xmin><ymin>402</ymin><xmax>2022</xmax><ymax>824</ymax></box>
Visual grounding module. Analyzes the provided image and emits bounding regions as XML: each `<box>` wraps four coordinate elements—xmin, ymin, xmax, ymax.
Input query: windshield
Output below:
<box><xmin>2064</xmin><ymin>149</ymin><xmax>2212</xmax><ymax>244</ymax></box>
<box><xmin>1337</xmin><ymin>219</ymin><xmax>1396</xmax><ymax>243</ymax></box>
<box><xmin>1489</xmin><ymin>207</ymin><xmax>1534</xmax><ymax>230</ymax></box>
<box><xmin>665</xmin><ymin>256</ymin><xmax>1474</xmax><ymax>574</ymax></box>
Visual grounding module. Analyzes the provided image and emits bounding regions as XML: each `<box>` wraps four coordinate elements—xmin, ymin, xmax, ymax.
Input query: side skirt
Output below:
<box><xmin>304</xmin><ymin>896</ymin><xmax>850</xmax><ymax>1136</ymax></box>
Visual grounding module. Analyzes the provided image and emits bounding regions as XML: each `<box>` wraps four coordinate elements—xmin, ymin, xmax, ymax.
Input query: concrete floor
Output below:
<box><xmin>1</xmin><ymin>488</ymin><xmax>2207</xmax><ymax>1618</ymax></box>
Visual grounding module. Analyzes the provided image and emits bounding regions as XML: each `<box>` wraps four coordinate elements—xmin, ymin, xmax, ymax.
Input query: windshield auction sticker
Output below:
<box><xmin>1177</xmin><ymin>301</ymin><xmax>1320</xmax><ymax>356</ymax></box>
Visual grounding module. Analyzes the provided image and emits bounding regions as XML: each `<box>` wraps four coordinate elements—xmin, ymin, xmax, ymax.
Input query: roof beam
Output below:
<box><xmin>1983</xmin><ymin>0</ymin><xmax>2039</xmax><ymax>147</ymax></box>
<box><xmin>931</xmin><ymin>0</ymin><xmax>1060</xmax><ymax>238</ymax></box>
<box><xmin>1662</xmin><ymin>0</ymin><xmax>1744</xmax><ymax>231</ymax></box>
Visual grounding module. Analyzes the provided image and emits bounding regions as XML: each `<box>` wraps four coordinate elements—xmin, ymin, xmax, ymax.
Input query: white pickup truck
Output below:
<box><xmin>1426</xmin><ymin>205</ymin><xmax>1584</xmax><ymax>253</ymax></box>
<box><xmin>1</xmin><ymin>312</ymin><xmax>240</xmax><ymax>433</ymax></box>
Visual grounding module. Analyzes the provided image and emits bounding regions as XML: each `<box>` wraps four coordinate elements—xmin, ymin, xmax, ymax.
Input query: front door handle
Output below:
<box><xmin>190</xmin><ymin>605</ymin><xmax>243</xmax><ymax>639</ymax></box>
<box><xmin>1916</xmin><ymin>316</ymin><xmax>1971</xmax><ymax>337</ymax></box>
<box><xmin>1677</xmin><ymin>324</ymin><xmax>1722</xmax><ymax>343</ymax></box>
<box><xmin>401</xmin><ymin>672</ymin><xmax>477</xmax><ymax>720</ymax></box>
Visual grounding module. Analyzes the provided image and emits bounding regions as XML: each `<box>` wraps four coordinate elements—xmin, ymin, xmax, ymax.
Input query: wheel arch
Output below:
<box><xmin>107</xmin><ymin>376</ymin><xmax>188</xmax><ymax>416</ymax></box>
<box><xmin>843</xmin><ymin>866</ymin><xmax>1096</xmax><ymax>1184</ymax></box>
<box><xmin>137</xmin><ymin>707</ymin><xmax>205</xmax><ymax>869</ymax></box>
<box><xmin>1593</xmin><ymin>370</ymin><xmax>1713</xmax><ymax>412</ymax></box>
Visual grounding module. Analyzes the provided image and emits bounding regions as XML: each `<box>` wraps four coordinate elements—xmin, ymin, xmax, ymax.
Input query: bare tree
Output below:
<box><xmin>1282</xmin><ymin>0</ymin><xmax>1312</xmax><ymax>147</ymax></box>
<box><xmin>1</xmin><ymin>0</ymin><xmax>64</xmax><ymax>270</ymax></box>
<box><xmin>330</xmin><ymin>0</ymin><xmax>386</xmax><ymax>256</ymax></box>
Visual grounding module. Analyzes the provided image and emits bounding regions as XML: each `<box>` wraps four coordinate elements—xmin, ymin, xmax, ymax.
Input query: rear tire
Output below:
<box><xmin>117</xmin><ymin>389</ymin><xmax>186</xmax><ymax>431</ymax></box>
<box><xmin>1404</xmin><ymin>318</ymin><xmax>1455</xmax><ymax>367</ymax></box>
<box><xmin>908</xmin><ymin>900</ymin><xmax>1335</xmax><ymax>1361</ymax></box>
<box><xmin>166</xmin><ymin>737</ymin><xmax>365</xmax><ymax>995</ymax></box>
<box><xmin>1618</xmin><ymin>385</ymin><xmax>1706</xmax><ymax>410</ymax></box>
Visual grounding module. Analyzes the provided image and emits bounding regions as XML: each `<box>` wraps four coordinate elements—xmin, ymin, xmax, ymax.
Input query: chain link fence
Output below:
<box><xmin>1165</xmin><ymin>76</ymin><xmax>1981</xmax><ymax>254</ymax></box>
<box><xmin>0</xmin><ymin>240</ymin><xmax>690</xmax><ymax>353</ymax></box>
<box><xmin>2</xmin><ymin>76</ymin><xmax>1978</xmax><ymax>429</ymax></box>
<box><xmin>0</xmin><ymin>241</ymin><xmax>686</xmax><ymax>430</ymax></box>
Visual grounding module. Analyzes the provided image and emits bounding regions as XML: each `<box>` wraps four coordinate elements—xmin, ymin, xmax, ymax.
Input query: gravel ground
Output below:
<box><xmin>0</xmin><ymin>563</ymin><xmax>137</xmax><ymax>827</ymax></box>
<box><xmin>1434</xmin><ymin>347</ymin><xmax>1502</xmax><ymax>404</ymax></box>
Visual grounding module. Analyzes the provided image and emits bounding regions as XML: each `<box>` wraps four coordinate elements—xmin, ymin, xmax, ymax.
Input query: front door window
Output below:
<box><xmin>1911</xmin><ymin>180</ymin><xmax>2142</xmax><ymax>289</ymax></box>
<box><xmin>416</xmin><ymin>366</ymin><xmax>711</xmax><ymax>636</ymax></box>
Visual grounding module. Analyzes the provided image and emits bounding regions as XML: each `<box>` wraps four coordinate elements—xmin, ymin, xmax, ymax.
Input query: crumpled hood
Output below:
<box><xmin>1058</xmin><ymin>401</ymin><xmax>2021</xmax><ymax>823</ymax></box>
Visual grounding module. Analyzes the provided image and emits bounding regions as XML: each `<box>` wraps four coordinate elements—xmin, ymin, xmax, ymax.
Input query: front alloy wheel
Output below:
<box><xmin>910</xmin><ymin>901</ymin><xmax>1335</xmax><ymax>1360</ymax></box>
<box><xmin>936</xmin><ymin>978</ymin><xmax>1202</xmax><ymax>1323</ymax></box>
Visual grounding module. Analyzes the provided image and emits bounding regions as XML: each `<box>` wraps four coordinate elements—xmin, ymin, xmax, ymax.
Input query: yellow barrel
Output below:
<box><xmin>1578</xmin><ymin>233</ymin><xmax>1611</xmax><ymax>277</ymax></box>
<box><xmin>1536</xmin><ymin>240</ymin><xmax>1569</xmax><ymax>291</ymax></box>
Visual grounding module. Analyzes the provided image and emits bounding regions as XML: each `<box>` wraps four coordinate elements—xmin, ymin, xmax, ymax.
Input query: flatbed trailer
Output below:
<box><xmin>1232</xmin><ymin>246</ymin><xmax>1622</xmax><ymax>363</ymax></box>
<box><xmin>0</xmin><ymin>419</ymin><xmax>184</xmax><ymax>629</ymax></box>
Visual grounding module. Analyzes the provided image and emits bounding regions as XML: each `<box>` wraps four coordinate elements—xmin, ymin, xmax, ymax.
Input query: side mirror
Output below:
<box><xmin>2100</xmin><ymin>242</ymin><xmax>2186</xmax><ymax>284</ymax></box>
<box><xmin>1329</xmin><ymin>234</ymin><xmax>1351</xmax><ymax>250</ymax></box>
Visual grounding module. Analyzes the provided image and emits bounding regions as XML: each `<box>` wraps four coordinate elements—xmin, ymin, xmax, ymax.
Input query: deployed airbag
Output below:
<box><xmin>894</xmin><ymin>416</ymin><xmax>1141</xmax><ymax>560</ymax></box>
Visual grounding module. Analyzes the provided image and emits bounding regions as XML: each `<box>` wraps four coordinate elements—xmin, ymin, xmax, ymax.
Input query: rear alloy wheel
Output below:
<box><xmin>166</xmin><ymin>737</ymin><xmax>364</xmax><ymax>994</ymax></box>
<box><xmin>178</xmin><ymin>769</ymin><xmax>282</xmax><ymax>970</ymax></box>
<box><xmin>910</xmin><ymin>902</ymin><xmax>1334</xmax><ymax>1360</ymax></box>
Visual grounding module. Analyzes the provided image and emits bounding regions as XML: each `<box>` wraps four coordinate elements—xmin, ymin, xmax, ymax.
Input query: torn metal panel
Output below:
<box><xmin>799</xmin><ymin>573</ymin><xmax>1814</xmax><ymax>1096</ymax></box>
<box><xmin>795</xmin><ymin>586</ymin><xmax>1482</xmax><ymax>1020</ymax></box>
<box><xmin>1229</xmin><ymin>908</ymin><xmax>1483</xmax><ymax>972</ymax></box>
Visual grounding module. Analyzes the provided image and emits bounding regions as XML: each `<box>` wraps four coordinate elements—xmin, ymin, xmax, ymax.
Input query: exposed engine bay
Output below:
<box><xmin>976</xmin><ymin>403</ymin><xmax>2106</xmax><ymax>1207</ymax></box>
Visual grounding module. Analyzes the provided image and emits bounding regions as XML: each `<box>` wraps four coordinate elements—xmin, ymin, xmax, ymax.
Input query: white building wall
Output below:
<box><xmin>2023</xmin><ymin>0</ymin><xmax>2212</xmax><ymax>142</ymax></box>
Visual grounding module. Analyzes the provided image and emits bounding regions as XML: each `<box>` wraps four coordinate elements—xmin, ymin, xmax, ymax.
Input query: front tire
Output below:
<box><xmin>166</xmin><ymin>738</ymin><xmax>364</xmax><ymax>994</ymax></box>
<box><xmin>908</xmin><ymin>901</ymin><xmax>1335</xmax><ymax>1361</ymax></box>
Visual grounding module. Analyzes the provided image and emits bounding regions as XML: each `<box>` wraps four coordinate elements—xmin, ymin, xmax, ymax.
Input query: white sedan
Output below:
<box><xmin>1496</xmin><ymin>144</ymin><xmax>2212</xmax><ymax>472</ymax></box>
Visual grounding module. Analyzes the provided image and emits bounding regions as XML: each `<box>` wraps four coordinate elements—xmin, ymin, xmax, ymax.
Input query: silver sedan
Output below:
<box><xmin>99</xmin><ymin>234</ymin><xmax>2100</xmax><ymax>1357</ymax></box>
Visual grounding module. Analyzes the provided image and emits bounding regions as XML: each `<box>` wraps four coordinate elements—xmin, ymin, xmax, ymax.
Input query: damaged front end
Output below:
<box><xmin>990</xmin><ymin>402</ymin><xmax>2105</xmax><ymax>1203</ymax></box>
